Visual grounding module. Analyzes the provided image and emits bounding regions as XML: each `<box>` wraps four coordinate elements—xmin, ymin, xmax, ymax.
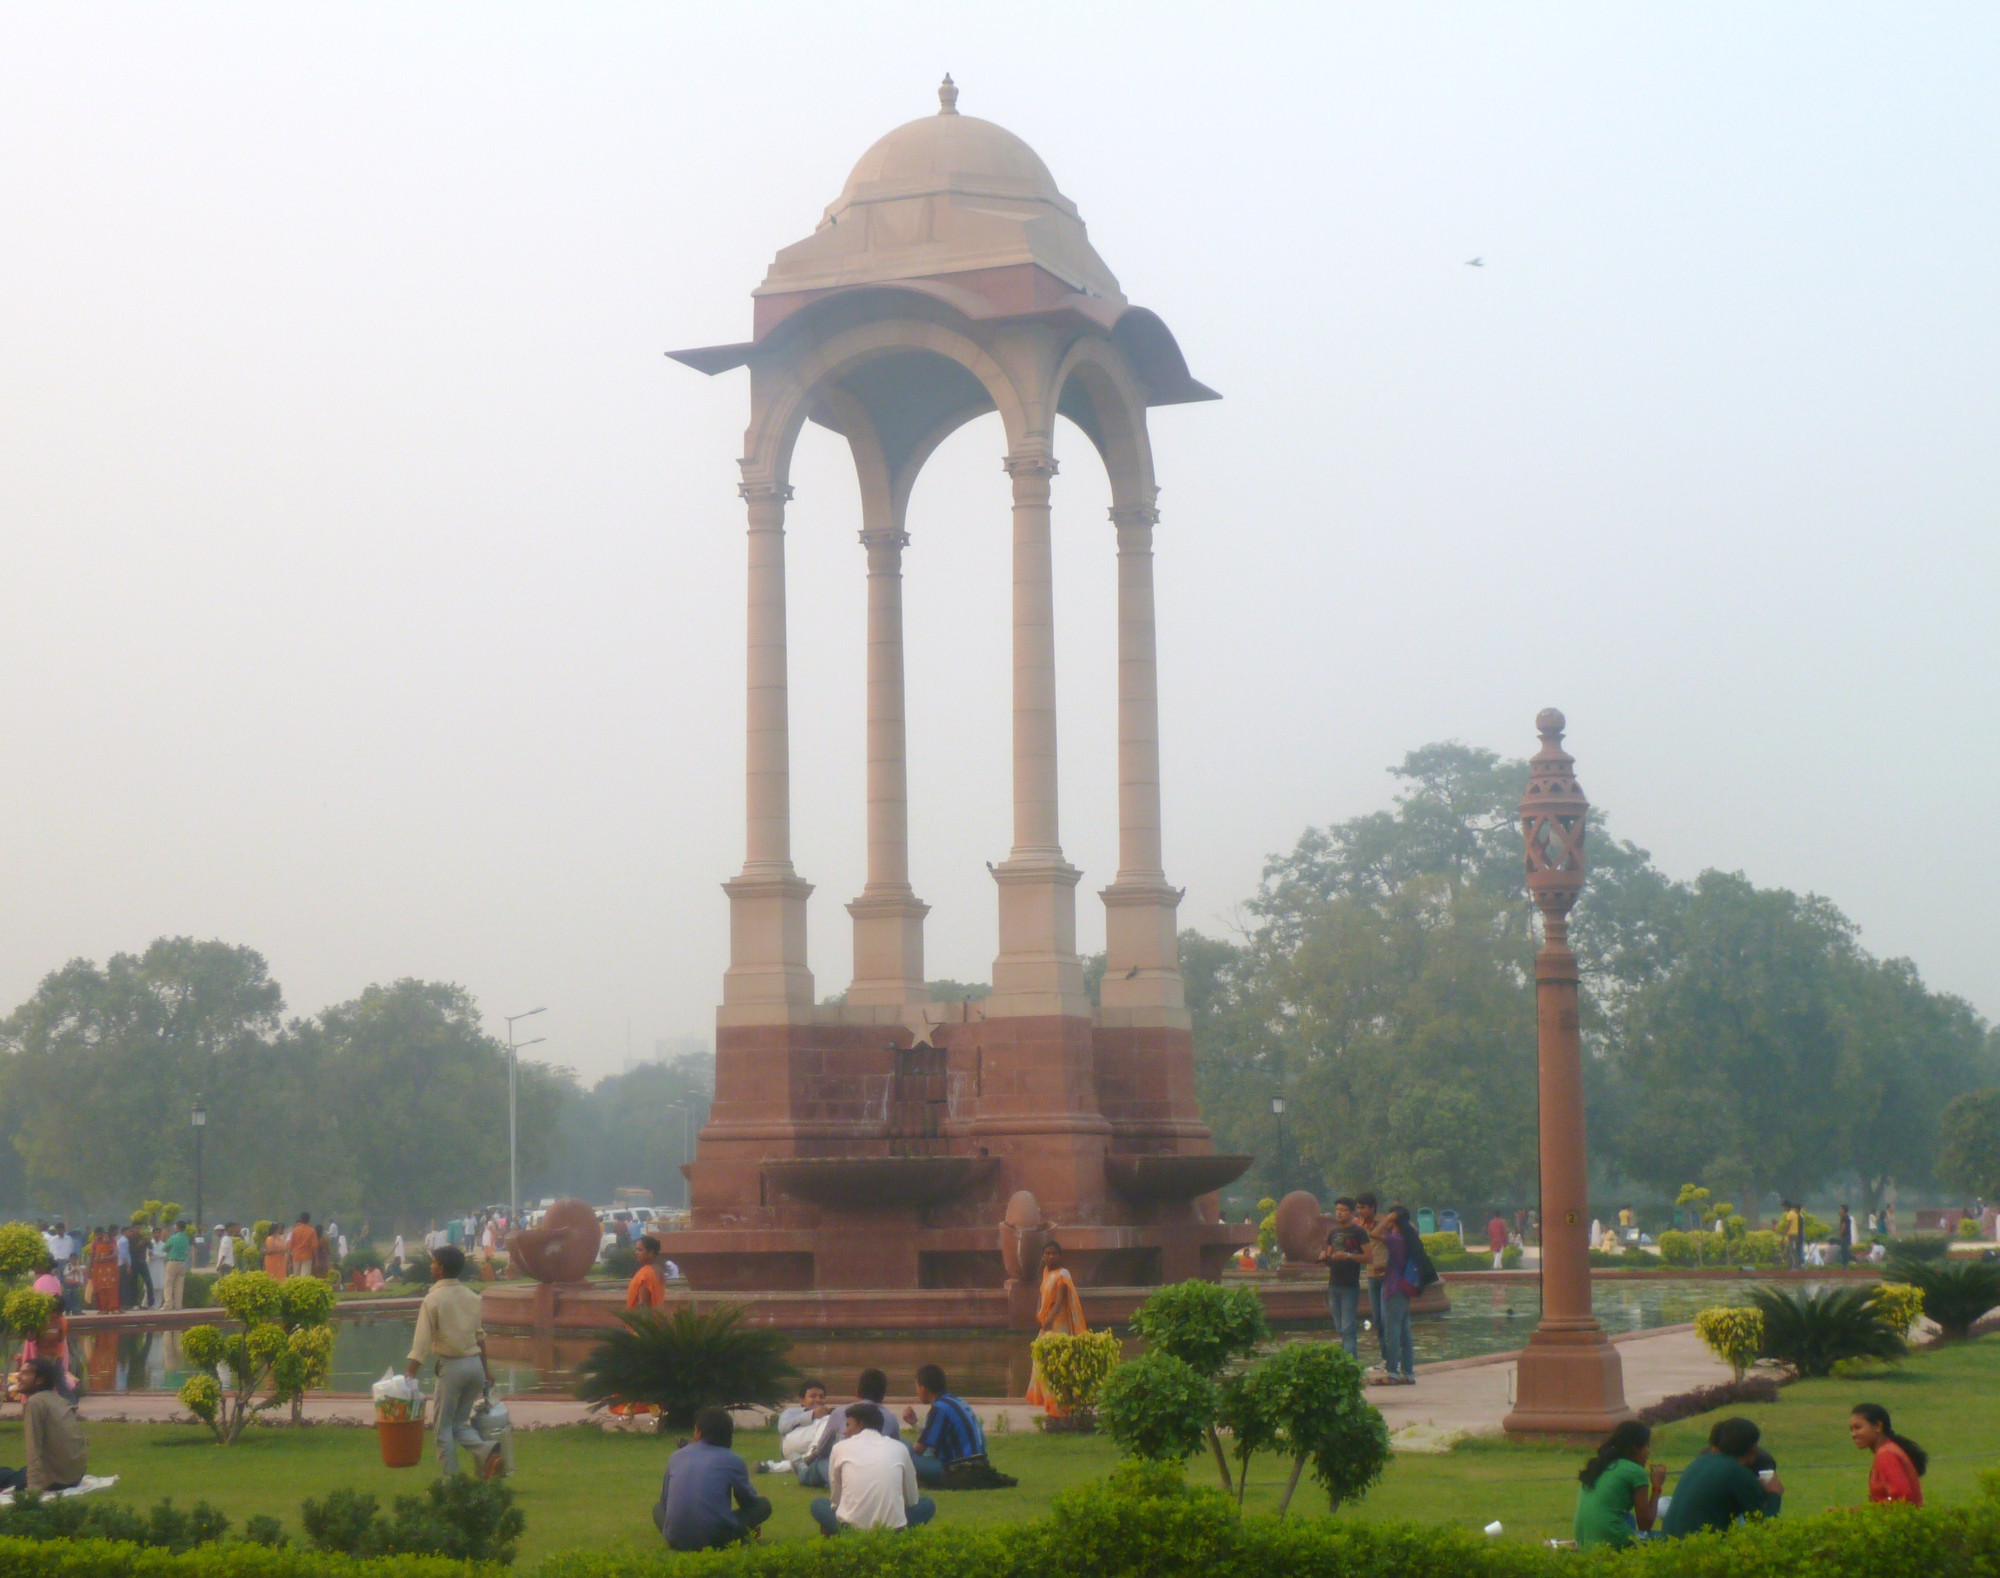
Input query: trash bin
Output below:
<box><xmin>377</xmin><ymin>1418</ymin><xmax>426</xmax><ymax>1469</ymax></box>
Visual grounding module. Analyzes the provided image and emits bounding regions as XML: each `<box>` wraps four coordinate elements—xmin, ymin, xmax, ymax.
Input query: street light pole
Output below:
<box><xmin>191</xmin><ymin>1095</ymin><xmax>207</xmax><ymax>1268</ymax></box>
<box><xmin>1271</xmin><ymin>1096</ymin><xmax>1287</xmax><ymax>1196</ymax></box>
<box><xmin>503</xmin><ymin>1009</ymin><xmax>547</xmax><ymax>1232</ymax></box>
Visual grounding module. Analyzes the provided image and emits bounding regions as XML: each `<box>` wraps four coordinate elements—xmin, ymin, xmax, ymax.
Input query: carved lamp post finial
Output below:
<box><xmin>1503</xmin><ymin>708</ymin><xmax>1632</xmax><ymax>1437</ymax></box>
<box><xmin>938</xmin><ymin>74</ymin><xmax>959</xmax><ymax>114</ymax></box>
<box><xmin>1521</xmin><ymin>706</ymin><xmax>1587</xmax><ymax>941</ymax></box>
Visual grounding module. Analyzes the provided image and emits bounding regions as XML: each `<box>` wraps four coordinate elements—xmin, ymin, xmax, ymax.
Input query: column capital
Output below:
<box><xmin>1108</xmin><ymin>501</ymin><xmax>1160</xmax><ymax>529</ymax></box>
<box><xmin>858</xmin><ymin>527</ymin><xmax>911</xmax><ymax>555</ymax></box>
<box><xmin>1001</xmin><ymin>449</ymin><xmax>1059</xmax><ymax>482</ymax></box>
<box><xmin>736</xmin><ymin>467</ymin><xmax>794</xmax><ymax>508</ymax></box>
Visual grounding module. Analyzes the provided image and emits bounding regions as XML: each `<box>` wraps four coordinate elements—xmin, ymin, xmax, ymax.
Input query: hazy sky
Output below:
<box><xmin>4</xmin><ymin>5</ymin><xmax>1996</xmax><ymax>1082</ymax></box>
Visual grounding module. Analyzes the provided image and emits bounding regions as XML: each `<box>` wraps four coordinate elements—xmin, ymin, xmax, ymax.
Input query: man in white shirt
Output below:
<box><xmin>215</xmin><ymin>1227</ymin><xmax>238</xmax><ymax>1272</ymax></box>
<box><xmin>808</xmin><ymin>1404</ymin><xmax>935</xmax><ymax>1535</ymax></box>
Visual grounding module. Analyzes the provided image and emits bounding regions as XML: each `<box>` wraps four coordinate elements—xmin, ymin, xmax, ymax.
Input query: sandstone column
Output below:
<box><xmin>721</xmin><ymin>474</ymin><xmax>814</xmax><ymax>1012</ymax></box>
<box><xmin>1503</xmin><ymin>709</ymin><xmax>1630</xmax><ymax>1435</ymax></box>
<box><xmin>847</xmin><ymin>525</ymin><xmax>929</xmax><ymax>1005</ymax></box>
<box><xmin>990</xmin><ymin>445</ymin><xmax>1086</xmax><ymax>1015</ymax></box>
<box><xmin>1099</xmin><ymin>500</ymin><xmax>1184</xmax><ymax>1013</ymax></box>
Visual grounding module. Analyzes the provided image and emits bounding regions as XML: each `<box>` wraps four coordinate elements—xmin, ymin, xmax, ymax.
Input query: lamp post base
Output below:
<box><xmin>1502</xmin><ymin>1324</ymin><xmax>1635</xmax><ymax>1438</ymax></box>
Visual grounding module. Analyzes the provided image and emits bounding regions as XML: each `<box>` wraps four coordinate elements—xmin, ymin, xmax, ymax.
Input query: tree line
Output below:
<box><xmin>0</xmin><ymin>939</ymin><xmax>710</xmax><ymax>1227</ymax></box>
<box><xmin>4</xmin><ymin>739</ymin><xmax>1989</xmax><ymax>1230</ymax></box>
<box><xmin>1187</xmin><ymin>743</ymin><xmax>1999</xmax><ymax>1223</ymax></box>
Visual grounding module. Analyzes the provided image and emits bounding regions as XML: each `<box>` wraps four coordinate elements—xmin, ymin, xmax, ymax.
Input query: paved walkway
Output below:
<box><xmin>74</xmin><ymin>1323</ymin><xmax>1732</xmax><ymax>1446</ymax></box>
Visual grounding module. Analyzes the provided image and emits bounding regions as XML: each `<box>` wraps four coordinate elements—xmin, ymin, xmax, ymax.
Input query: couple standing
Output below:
<box><xmin>1317</xmin><ymin>1192</ymin><xmax>1424</xmax><ymax>1385</ymax></box>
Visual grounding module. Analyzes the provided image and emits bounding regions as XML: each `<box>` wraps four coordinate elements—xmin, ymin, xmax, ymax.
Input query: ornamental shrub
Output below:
<box><xmin>1887</xmin><ymin>1258</ymin><xmax>2000</xmax><ymax>1340</ymax></box>
<box><xmin>1737</xmin><ymin>1229</ymin><xmax>1784</xmax><ymax>1267</ymax></box>
<box><xmin>1694</xmin><ymin>1306</ymin><xmax>1765</xmax><ymax>1381</ymax></box>
<box><xmin>1097</xmin><ymin>1352</ymin><xmax>1214</xmax><ymax>1462</ymax></box>
<box><xmin>1752</xmin><ymin>1284</ymin><xmax>1904</xmax><ymax>1377</ymax></box>
<box><xmin>0</xmin><ymin>1224</ymin><xmax>48</xmax><ymax>1281</ymax></box>
<box><xmin>1958</xmin><ymin>1216</ymin><xmax>1988</xmax><ymax>1240</ymax></box>
<box><xmin>1</xmin><ymin>1291</ymin><xmax>56</xmax><ymax>1343</ymax></box>
<box><xmin>301</xmin><ymin>1479</ymin><xmax>524</xmax><ymax>1564</ymax></box>
<box><xmin>573</xmin><ymin>1303</ymin><xmax>797</xmax><ymax>1431</ymax></box>
<box><xmin>1126</xmin><ymin>1280</ymin><xmax>1268</xmax><ymax>1377</ymax></box>
<box><xmin>1029</xmin><ymin>1330</ymin><xmax>1120</xmax><ymax>1415</ymax></box>
<box><xmin>1419</xmin><ymin>1231</ymin><xmax>1462</xmax><ymax>1260</ymax></box>
<box><xmin>1869</xmin><ymin>1282</ymin><xmax>1925</xmax><ymax>1336</ymax></box>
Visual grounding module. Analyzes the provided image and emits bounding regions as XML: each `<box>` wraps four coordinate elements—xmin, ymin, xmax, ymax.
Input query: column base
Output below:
<box><xmin>989</xmin><ymin>855</ymin><xmax>1089</xmax><ymax>1018</ymax></box>
<box><xmin>846</xmin><ymin>888</ymin><xmax>930</xmax><ymax>1007</ymax></box>
<box><xmin>1100</xmin><ymin>878</ymin><xmax>1185</xmax><ymax>1012</ymax></box>
<box><xmin>722</xmin><ymin>869</ymin><xmax>815</xmax><ymax>1015</ymax></box>
<box><xmin>1501</xmin><ymin>1322</ymin><xmax>1634</xmax><ymax>1438</ymax></box>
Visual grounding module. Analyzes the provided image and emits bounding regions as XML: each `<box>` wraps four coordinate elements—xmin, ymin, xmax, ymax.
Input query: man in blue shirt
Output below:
<box><xmin>654</xmin><ymin>1408</ymin><xmax>771</xmax><ymax>1551</ymax></box>
<box><xmin>899</xmin><ymin>1364</ymin><xmax>985</xmax><ymax>1487</ymax></box>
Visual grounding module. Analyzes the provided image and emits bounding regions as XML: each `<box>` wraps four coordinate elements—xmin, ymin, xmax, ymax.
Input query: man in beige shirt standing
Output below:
<box><xmin>404</xmin><ymin>1245</ymin><xmax>494</xmax><ymax>1476</ymax></box>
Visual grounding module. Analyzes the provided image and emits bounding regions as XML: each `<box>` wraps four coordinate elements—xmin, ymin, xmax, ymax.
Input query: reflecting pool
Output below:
<box><xmin>72</xmin><ymin>1277</ymin><xmax>1792</xmax><ymax>1397</ymax></box>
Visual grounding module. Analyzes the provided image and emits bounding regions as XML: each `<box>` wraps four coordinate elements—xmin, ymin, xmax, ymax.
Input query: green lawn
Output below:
<box><xmin>12</xmin><ymin>1337</ymin><xmax>1999</xmax><ymax>1563</ymax></box>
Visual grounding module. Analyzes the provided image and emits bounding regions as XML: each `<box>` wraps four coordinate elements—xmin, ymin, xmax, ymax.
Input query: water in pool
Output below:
<box><xmin>71</xmin><ymin>1278</ymin><xmax>1786</xmax><ymax>1398</ymax></box>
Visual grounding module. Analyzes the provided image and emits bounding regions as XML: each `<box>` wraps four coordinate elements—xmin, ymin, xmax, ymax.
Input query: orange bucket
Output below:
<box><xmin>377</xmin><ymin>1418</ymin><xmax>426</xmax><ymax>1468</ymax></box>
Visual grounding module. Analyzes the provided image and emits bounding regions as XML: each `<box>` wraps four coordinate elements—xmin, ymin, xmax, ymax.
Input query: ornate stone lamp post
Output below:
<box><xmin>1502</xmin><ymin>709</ymin><xmax>1633</xmax><ymax>1436</ymax></box>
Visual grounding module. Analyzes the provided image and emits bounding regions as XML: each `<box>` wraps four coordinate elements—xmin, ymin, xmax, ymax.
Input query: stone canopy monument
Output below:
<box><xmin>666</xmin><ymin>79</ymin><xmax>1249</xmax><ymax>1293</ymax></box>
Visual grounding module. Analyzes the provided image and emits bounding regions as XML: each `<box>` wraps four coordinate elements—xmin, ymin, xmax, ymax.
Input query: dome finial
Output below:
<box><xmin>938</xmin><ymin>74</ymin><xmax>959</xmax><ymax>115</ymax></box>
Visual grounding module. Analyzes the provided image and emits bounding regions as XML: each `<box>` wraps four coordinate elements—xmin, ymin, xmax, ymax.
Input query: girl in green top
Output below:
<box><xmin>1574</xmin><ymin>1421</ymin><xmax>1668</xmax><ymax>1548</ymax></box>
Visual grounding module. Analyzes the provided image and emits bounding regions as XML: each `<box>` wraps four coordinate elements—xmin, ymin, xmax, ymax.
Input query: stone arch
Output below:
<box><xmin>745</xmin><ymin>318</ymin><xmax>1031</xmax><ymax>498</ymax></box>
<box><xmin>1049</xmin><ymin>336</ymin><xmax>1157</xmax><ymax>509</ymax></box>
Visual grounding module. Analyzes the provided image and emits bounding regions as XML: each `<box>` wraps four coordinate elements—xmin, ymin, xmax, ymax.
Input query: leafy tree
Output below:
<box><xmin>311</xmin><ymin>980</ymin><xmax>566</xmax><ymax>1224</ymax></box>
<box><xmin>1220</xmin><ymin>1342</ymin><xmax>1389</xmax><ymax>1514</ymax></box>
<box><xmin>573</xmin><ymin>1304</ymin><xmax>797</xmax><ymax>1431</ymax></box>
<box><xmin>0</xmin><ymin>939</ymin><xmax>284</xmax><ymax>1212</ymax></box>
<box><xmin>545</xmin><ymin>1055</ymin><xmax>710</xmax><ymax>1206</ymax></box>
<box><xmin>179</xmin><ymin>1271</ymin><xmax>296</xmax><ymax>1443</ymax></box>
<box><xmin>1127</xmin><ymin>1281</ymin><xmax>1267</xmax><ymax>1493</ymax></box>
<box><xmin>1938</xmin><ymin>1088</ymin><xmax>2000</xmax><ymax>1200</ymax></box>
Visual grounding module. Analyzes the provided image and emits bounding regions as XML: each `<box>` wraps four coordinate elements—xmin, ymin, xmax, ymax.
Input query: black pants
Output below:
<box><xmin>0</xmin><ymin>1469</ymin><xmax>78</xmax><ymax>1495</ymax></box>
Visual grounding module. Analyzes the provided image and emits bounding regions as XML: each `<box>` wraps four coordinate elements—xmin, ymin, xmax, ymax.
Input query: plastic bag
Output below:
<box><xmin>372</xmin><ymin>1368</ymin><xmax>422</xmax><ymax>1422</ymax></box>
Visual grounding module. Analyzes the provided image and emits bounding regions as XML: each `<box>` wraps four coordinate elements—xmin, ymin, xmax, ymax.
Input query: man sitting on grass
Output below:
<box><xmin>810</xmin><ymin>1403</ymin><xmax>935</xmax><ymax>1536</ymax></box>
<box><xmin>795</xmin><ymin>1368</ymin><xmax>899</xmax><ymax>1488</ymax></box>
<box><xmin>655</xmin><ymin>1406</ymin><xmax>771</xmax><ymax>1551</ymax></box>
<box><xmin>1661</xmin><ymin>1417</ymin><xmax>1784</xmax><ymax>1538</ymax></box>
<box><xmin>900</xmin><ymin>1364</ymin><xmax>985</xmax><ymax>1487</ymax></box>
<box><xmin>0</xmin><ymin>1359</ymin><xmax>86</xmax><ymax>1496</ymax></box>
<box><xmin>758</xmin><ymin>1379</ymin><xmax>832</xmax><ymax>1475</ymax></box>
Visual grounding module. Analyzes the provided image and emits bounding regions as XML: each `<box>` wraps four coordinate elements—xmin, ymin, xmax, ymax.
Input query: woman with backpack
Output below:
<box><xmin>1377</xmin><ymin>1205</ymin><xmax>1423</xmax><ymax>1385</ymax></box>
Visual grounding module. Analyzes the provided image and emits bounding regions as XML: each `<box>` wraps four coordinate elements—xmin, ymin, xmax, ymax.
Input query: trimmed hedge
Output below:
<box><xmin>0</xmin><ymin>1477</ymin><xmax>1996</xmax><ymax>1578</ymax></box>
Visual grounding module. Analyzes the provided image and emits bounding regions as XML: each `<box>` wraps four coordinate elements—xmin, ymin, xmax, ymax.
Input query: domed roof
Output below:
<box><xmin>836</xmin><ymin>93</ymin><xmax>1064</xmax><ymax>209</ymax></box>
<box><xmin>757</xmin><ymin>78</ymin><xmax>1123</xmax><ymax>303</ymax></box>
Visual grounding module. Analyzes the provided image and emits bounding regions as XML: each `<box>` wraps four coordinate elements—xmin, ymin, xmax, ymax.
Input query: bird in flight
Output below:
<box><xmin>1466</xmin><ymin>257</ymin><xmax>1484</xmax><ymax>267</ymax></box>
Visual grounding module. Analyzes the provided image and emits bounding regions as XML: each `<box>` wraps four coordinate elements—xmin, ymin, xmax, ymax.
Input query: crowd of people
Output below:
<box><xmin>655</xmin><ymin>1362</ymin><xmax>1000</xmax><ymax>1551</ymax></box>
<box><xmin>1571</xmin><ymin>1406</ymin><xmax>1926</xmax><ymax>1548</ymax></box>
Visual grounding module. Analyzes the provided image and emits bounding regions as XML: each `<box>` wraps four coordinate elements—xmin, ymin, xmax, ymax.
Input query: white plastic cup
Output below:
<box><xmin>1484</xmin><ymin>1521</ymin><xmax>1503</xmax><ymax>1537</ymax></box>
<box><xmin>1759</xmin><ymin>1469</ymin><xmax>1776</xmax><ymax>1485</ymax></box>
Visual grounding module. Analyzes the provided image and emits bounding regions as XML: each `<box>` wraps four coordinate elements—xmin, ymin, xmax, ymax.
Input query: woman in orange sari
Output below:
<box><xmin>88</xmin><ymin>1228</ymin><xmax>120</xmax><ymax>1314</ymax></box>
<box><xmin>263</xmin><ymin>1227</ymin><xmax>289</xmax><ymax>1279</ymax></box>
<box><xmin>1024</xmin><ymin>1241</ymin><xmax>1087</xmax><ymax>1414</ymax></box>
